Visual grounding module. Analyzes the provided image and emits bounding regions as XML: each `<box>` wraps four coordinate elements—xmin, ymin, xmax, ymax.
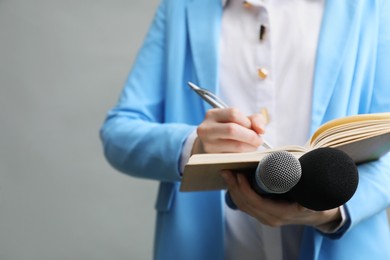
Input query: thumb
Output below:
<box><xmin>248</xmin><ymin>113</ymin><xmax>267</xmax><ymax>135</ymax></box>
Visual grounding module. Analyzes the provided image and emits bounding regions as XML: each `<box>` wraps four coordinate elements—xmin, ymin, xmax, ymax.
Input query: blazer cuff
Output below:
<box><xmin>316</xmin><ymin>205</ymin><xmax>351</xmax><ymax>239</ymax></box>
<box><xmin>179</xmin><ymin>130</ymin><xmax>198</xmax><ymax>175</ymax></box>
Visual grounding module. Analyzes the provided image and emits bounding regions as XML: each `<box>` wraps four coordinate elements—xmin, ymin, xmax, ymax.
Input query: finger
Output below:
<box><xmin>221</xmin><ymin>170</ymin><xmax>238</xmax><ymax>191</ymax></box>
<box><xmin>203</xmin><ymin>139</ymin><xmax>260</xmax><ymax>153</ymax></box>
<box><xmin>236</xmin><ymin>174</ymin><xmax>293</xmax><ymax>213</ymax></box>
<box><xmin>223</xmin><ymin>173</ymin><xmax>263</xmax><ymax>215</ymax></box>
<box><xmin>235</xmin><ymin>174</ymin><xmax>302</xmax><ymax>226</ymax></box>
<box><xmin>221</xmin><ymin>170</ymin><xmax>246</xmax><ymax>208</ymax></box>
<box><xmin>235</xmin><ymin>173</ymin><xmax>267</xmax><ymax>212</ymax></box>
<box><xmin>248</xmin><ymin>114</ymin><xmax>267</xmax><ymax>135</ymax></box>
<box><xmin>206</xmin><ymin>108</ymin><xmax>252</xmax><ymax>129</ymax></box>
<box><xmin>226</xmin><ymin>173</ymin><xmax>296</xmax><ymax>227</ymax></box>
<box><xmin>232</xmin><ymin>174</ymin><xmax>337</xmax><ymax>227</ymax></box>
<box><xmin>198</xmin><ymin>122</ymin><xmax>261</xmax><ymax>146</ymax></box>
<box><xmin>232</xmin><ymin>174</ymin><xmax>285</xmax><ymax>226</ymax></box>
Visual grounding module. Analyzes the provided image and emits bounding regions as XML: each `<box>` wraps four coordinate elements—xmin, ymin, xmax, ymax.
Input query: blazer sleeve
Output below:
<box><xmin>325</xmin><ymin>0</ymin><xmax>390</xmax><ymax>239</ymax></box>
<box><xmin>100</xmin><ymin>0</ymin><xmax>196</xmax><ymax>182</ymax></box>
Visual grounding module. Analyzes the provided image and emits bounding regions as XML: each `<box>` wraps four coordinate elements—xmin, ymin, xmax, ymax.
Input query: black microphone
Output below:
<box><xmin>289</xmin><ymin>147</ymin><xmax>359</xmax><ymax>211</ymax></box>
<box><xmin>225</xmin><ymin>151</ymin><xmax>302</xmax><ymax>209</ymax></box>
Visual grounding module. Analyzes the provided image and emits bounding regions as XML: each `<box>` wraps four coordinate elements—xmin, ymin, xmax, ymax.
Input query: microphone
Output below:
<box><xmin>250</xmin><ymin>151</ymin><xmax>302</xmax><ymax>195</ymax></box>
<box><xmin>289</xmin><ymin>147</ymin><xmax>359</xmax><ymax>211</ymax></box>
<box><xmin>225</xmin><ymin>151</ymin><xmax>302</xmax><ymax>209</ymax></box>
<box><xmin>225</xmin><ymin>147</ymin><xmax>359</xmax><ymax>211</ymax></box>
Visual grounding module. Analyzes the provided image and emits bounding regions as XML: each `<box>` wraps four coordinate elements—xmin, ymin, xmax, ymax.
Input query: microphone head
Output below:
<box><xmin>254</xmin><ymin>151</ymin><xmax>302</xmax><ymax>194</ymax></box>
<box><xmin>291</xmin><ymin>147</ymin><xmax>359</xmax><ymax>211</ymax></box>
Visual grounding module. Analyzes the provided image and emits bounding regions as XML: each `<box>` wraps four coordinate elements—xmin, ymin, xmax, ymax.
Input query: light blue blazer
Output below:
<box><xmin>100</xmin><ymin>0</ymin><xmax>390</xmax><ymax>259</ymax></box>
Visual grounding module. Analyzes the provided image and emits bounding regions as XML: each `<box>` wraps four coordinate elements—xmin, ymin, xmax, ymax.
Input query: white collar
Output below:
<box><xmin>222</xmin><ymin>0</ymin><xmax>268</xmax><ymax>8</ymax></box>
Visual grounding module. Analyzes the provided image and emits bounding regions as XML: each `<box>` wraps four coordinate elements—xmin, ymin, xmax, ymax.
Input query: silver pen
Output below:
<box><xmin>187</xmin><ymin>81</ymin><xmax>272</xmax><ymax>149</ymax></box>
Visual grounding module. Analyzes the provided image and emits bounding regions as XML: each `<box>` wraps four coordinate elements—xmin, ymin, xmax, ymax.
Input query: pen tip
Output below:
<box><xmin>187</xmin><ymin>82</ymin><xmax>198</xmax><ymax>90</ymax></box>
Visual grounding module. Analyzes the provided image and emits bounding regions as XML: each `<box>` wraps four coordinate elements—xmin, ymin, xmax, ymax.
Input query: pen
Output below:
<box><xmin>187</xmin><ymin>81</ymin><xmax>272</xmax><ymax>149</ymax></box>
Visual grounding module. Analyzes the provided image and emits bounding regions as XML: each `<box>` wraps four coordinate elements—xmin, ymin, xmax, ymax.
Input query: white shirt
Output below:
<box><xmin>219</xmin><ymin>0</ymin><xmax>324</xmax><ymax>259</ymax></box>
<box><xmin>181</xmin><ymin>0</ymin><xmax>325</xmax><ymax>259</ymax></box>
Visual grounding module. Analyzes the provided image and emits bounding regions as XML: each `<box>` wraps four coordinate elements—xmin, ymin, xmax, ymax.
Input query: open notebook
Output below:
<box><xmin>181</xmin><ymin>112</ymin><xmax>390</xmax><ymax>192</ymax></box>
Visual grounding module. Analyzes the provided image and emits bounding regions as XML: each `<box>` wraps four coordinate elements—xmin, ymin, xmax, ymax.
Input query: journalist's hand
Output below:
<box><xmin>192</xmin><ymin>108</ymin><xmax>266</xmax><ymax>154</ymax></box>
<box><xmin>221</xmin><ymin>170</ymin><xmax>341</xmax><ymax>229</ymax></box>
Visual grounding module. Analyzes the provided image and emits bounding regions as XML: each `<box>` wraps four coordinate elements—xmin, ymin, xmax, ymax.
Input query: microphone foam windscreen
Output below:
<box><xmin>291</xmin><ymin>147</ymin><xmax>359</xmax><ymax>211</ymax></box>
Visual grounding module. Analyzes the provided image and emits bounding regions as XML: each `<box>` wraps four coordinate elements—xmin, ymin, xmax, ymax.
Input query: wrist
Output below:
<box><xmin>191</xmin><ymin>137</ymin><xmax>205</xmax><ymax>155</ymax></box>
<box><xmin>314</xmin><ymin>207</ymin><xmax>342</xmax><ymax>232</ymax></box>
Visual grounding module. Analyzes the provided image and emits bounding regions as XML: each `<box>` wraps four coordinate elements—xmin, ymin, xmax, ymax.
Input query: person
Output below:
<box><xmin>100</xmin><ymin>0</ymin><xmax>390</xmax><ymax>259</ymax></box>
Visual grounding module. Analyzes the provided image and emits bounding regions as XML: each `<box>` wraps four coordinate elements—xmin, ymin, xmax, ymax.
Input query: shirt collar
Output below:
<box><xmin>222</xmin><ymin>0</ymin><xmax>228</xmax><ymax>7</ymax></box>
<box><xmin>222</xmin><ymin>0</ymin><xmax>264</xmax><ymax>8</ymax></box>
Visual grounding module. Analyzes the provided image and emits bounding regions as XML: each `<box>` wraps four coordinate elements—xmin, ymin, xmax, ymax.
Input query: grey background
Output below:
<box><xmin>0</xmin><ymin>0</ymin><xmax>159</xmax><ymax>259</ymax></box>
<box><xmin>0</xmin><ymin>1</ymin><xmax>389</xmax><ymax>260</ymax></box>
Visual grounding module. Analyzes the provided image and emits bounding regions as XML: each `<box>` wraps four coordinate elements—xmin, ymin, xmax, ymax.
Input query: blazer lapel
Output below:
<box><xmin>186</xmin><ymin>0</ymin><xmax>223</xmax><ymax>97</ymax></box>
<box><xmin>311</xmin><ymin>0</ymin><xmax>361</xmax><ymax>133</ymax></box>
